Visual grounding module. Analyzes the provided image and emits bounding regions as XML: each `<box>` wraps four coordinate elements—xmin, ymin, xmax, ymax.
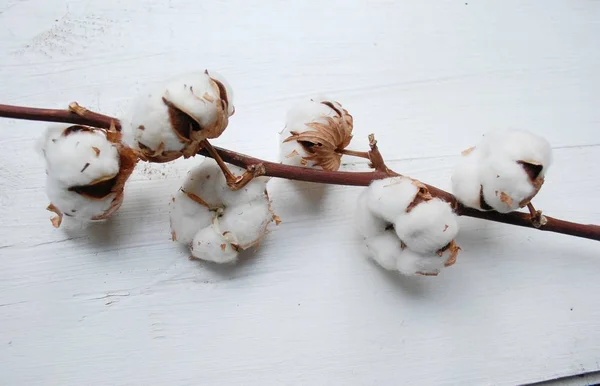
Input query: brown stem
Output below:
<box><xmin>0</xmin><ymin>103</ymin><xmax>120</xmax><ymax>130</ymax></box>
<box><xmin>337</xmin><ymin>149</ymin><xmax>370</xmax><ymax>159</ymax></box>
<box><xmin>367</xmin><ymin>134</ymin><xmax>392</xmax><ymax>173</ymax></box>
<box><xmin>200</xmin><ymin>139</ymin><xmax>262</xmax><ymax>190</ymax></box>
<box><xmin>1</xmin><ymin>103</ymin><xmax>599</xmax><ymax>241</ymax></box>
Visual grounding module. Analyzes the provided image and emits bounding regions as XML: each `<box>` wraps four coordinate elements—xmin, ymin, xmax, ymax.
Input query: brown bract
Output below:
<box><xmin>47</xmin><ymin>203</ymin><xmax>63</xmax><ymax>228</ymax></box>
<box><xmin>406</xmin><ymin>180</ymin><xmax>433</xmax><ymax>213</ymax></box>
<box><xmin>283</xmin><ymin>101</ymin><xmax>353</xmax><ymax>171</ymax></box>
<box><xmin>439</xmin><ymin>240</ymin><xmax>461</xmax><ymax>267</ymax></box>
<box><xmin>90</xmin><ymin>143</ymin><xmax>138</xmax><ymax>220</ymax></box>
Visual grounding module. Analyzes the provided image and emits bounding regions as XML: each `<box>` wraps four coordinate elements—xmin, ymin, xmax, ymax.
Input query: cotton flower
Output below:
<box><xmin>170</xmin><ymin>158</ymin><xmax>276</xmax><ymax>264</ymax></box>
<box><xmin>37</xmin><ymin>124</ymin><xmax>138</xmax><ymax>227</ymax></box>
<box><xmin>122</xmin><ymin>70</ymin><xmax>234</xmax><ymax>163</ymax></box>
<box><xmin>355</xmin><ymin>176</ymin><xmax>460</xmax><ymax>276</ymax></box>
<box><xmin>451</xmin><ymin>129</ymin><xmax>552</xmax><ymax>213</ymax></box>
<box><xmin>278</xmin><ymin>97</ymin><xmax>353</xmax><ymax>171</ymax></box>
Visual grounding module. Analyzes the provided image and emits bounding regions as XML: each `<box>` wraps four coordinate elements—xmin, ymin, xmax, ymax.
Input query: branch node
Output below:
<box><xmin>527</xmin><ymin>203</ymin><xmax>547</xmax><ymax>228</ymax></box>
<box><xmin>68</xmin><ymin>102</ymin><xmax>88</xmax><ymax>117</ymax></box>
<box><xmin>227</xmin><ymin>164</ymin><xmax>265</xmax><ymax>191</ymax></box>
<box><xmin>367</xmin><ymin>133</ymin><xmax>393</xmax><ymax>174</ymax></box>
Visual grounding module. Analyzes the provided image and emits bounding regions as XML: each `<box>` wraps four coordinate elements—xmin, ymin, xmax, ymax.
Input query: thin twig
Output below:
<box><xmin>200</xmin><ymin>139</ymin><xmax>263</xmax><ymax>190</ymax></box>
<box><xmin>337</xmin><ymin>148</ymin><xmax>371</xmax><ymax>159</ymax></box>
<box><xmin>1</xmin><ymin>103</ymin><xmax>599</xmax><ymax>241</ymax></box>
<box><xmin>366</xmin><ymin>133</ymin><xmax>392</xmax><ymax>173</ymax></box>
<box><xmin>0</xmin><ymin>103</ymin><xmax>120</xmax><ymax>130</ymax></box>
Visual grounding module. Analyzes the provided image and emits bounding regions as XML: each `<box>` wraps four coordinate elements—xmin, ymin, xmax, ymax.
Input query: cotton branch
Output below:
<box><xmin>1</xmin><ymin>103</ymin><xmax>599</xmax><ymax>241</ymax></box>
<box><xmin>199</xmin><ymin>146</ymin><xmax>600</xmax><ymax>241</ymax></box>
<box><xmin>0</xmin><ymin>103</ymin><xmax>120</xmax><ymax>130</ymax></box>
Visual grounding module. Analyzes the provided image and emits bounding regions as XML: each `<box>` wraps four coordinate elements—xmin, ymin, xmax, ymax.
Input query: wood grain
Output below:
<box><xmin>1</xmin><ymin>1</ymin><xmax>600</xmax><ymax>385</ymax></box>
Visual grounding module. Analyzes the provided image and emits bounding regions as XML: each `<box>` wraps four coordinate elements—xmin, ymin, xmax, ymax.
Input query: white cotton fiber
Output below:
<box><xmin>169</xmin><ymin>190</ymin><xmax>214</xmax><ymax>246</ymax></box>
<box><xmin>354</xmin><ymin>176</ymin><xmax>461</xmax><ymax>277</ymax></box>
<box><xmin>451</xmin><ymin>129</ymin><xmax>553</xmax><ymax>212</ymax></box>
<box><xmin>481</xmin><ymin>129</ymin><xmax>552</xmax><ymax>174</ymax></box>
<box><xmin>122</xmin><ymin>70</ymin><xmax>234</xmax><ymax>160</ymax></box>
<box><xmin>124</xmin><ymin>82</ymin><xmax>187</xmax><ymax>153</ymax></box>
<box><xmin>394</xmin><ymin>198</ymin><xmax>458</xmax><ymax>254</ymax></box>
<box><xmin>190</xmin><ymin>224</ymin><xmax>238</xmax><ymax>264</ymax></box>
<box><xmin>180</xmin><ymin>160</ymin><xmax>226</xmax><ymax>208</ymax></box>
<box><xmin>480</xmin><ymin>155</ymin><xmax>536</xmax><ymax>213</ymax></box>
<box><xmin>284</xmin><ymin>98</ymin><xmax>336</xmax><ymax>133</ymax></box>
<box><xmin>46</xmin><ymin>178</ymin><xmax>114</xmax><ymax>221</ymax></box>
<box><xmin>354</xmin><ymin>189</ymin><xmax>388</xmax><ymax>238</ymax></box>
<box><xmin>40</xmin><ymin>124</ymin><xmax>120</xmax><ymax>187</ymax></box>
<box><xmin>364</xmin><ymin>230</ymin><xmax>403</xmax><ymax>271</ymax></box>
<box><xmin>366</xmin><ymin>176</ymin><xmax>419</xmax><ymax>222</ymax></box>
<box><xmin>219</xmin><ymin>199</ymin><xmax>273</xmax><ymax>249</ymax></box>
<box><xmin>396</xmin><ymin>248</ymin><xmax>446</xmax><ymax>276</ymax></box>
<box><xmin>451</xmin><ymin>148</ymin><xmax>484</xmax><ymax>210</ymax></box>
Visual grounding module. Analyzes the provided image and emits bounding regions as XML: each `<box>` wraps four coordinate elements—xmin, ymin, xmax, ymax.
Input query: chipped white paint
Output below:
<box><xmin>1</xmin><ymin>1</ymin><xmax>600</xmax><ymax>385</ymax></box>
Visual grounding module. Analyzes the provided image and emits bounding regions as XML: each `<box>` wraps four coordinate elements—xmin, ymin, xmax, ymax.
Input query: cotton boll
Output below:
<box><xmin>169</xmin><ymin>190</ymin><xmax>214</xmax><ymax>246</ymax></box>
<box><xmin>480</xmin><ymin>156</ymin><xmax>538</xmax><ymax>213</ymax></box>
<box><xmin>190</xmin><ymin>224</ymin><xmax>238</xmax><ymax>264</ymax></box>
<box><xmin>124</xmin><ymin>70</ymin><xmax>234</xmax><ymax>162</ymax></box>
<box><xmin>366</xmin><ymin>176</ymin><xmax>420</xmax><ymax>222</ymax></box>
<box><xmin>396</xmin><ymin>248</ymin><xmax>446</xmax><ymax>276</ymax></box>
<box><xmin>394</xmin><ymin>198</ymin><xmax>459</xmax><ymax>254</ymax></box>
<box><xmin>451</xmin><ymin>148</ymin><xmax>484</xmax><ymax>210</ymax></box>
<box><xmin>219</xmin><ymin>199</ymin><xmax>273</xmax><ymax>249</ymax></box>
<box><xmin>451</xmin><ymin>129</ymin><xmax>552</xmax><ymax>214</ymax></box>
<box><xmin>278</xmin><ymin>97</ymin><xmax>353</xmax><ymax>171</ymax></box>
<box><xmin>171</xmin><ymin>158</ymin><xmax>276</xmax><ymax>263</ymax></box>
<box><xmin>163</xmin><ymin>70</ymin><xmax>232</xmax><ymax>138</ymax></box>
<box><xmin>356</xmin><ymin>180</ymin><xmax>461</xmax><ymax>276</ymax></box>
<box><xmin>39</xmin><ymin>124</ymin><xmax>138</xmax><ymax>227</ymax></box>
<box><xmin>354</xmin><ymin>189</ymin><xmax>388</xmax><ymax>238</ymax></box>
<box><xmin>364</xmin><ymin>230</ymin><xmax>403</xmax><ymax>271</ymax></box>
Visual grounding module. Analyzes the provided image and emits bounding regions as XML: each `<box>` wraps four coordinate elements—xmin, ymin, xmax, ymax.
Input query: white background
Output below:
<box><xmin>1</xmin><ymin>1</ymin><xmax>599</xmax><ymax>385</ymax></box>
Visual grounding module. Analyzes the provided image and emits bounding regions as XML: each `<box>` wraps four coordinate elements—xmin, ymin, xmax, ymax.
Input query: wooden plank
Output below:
<box><xmin>1</xmin><ymin>1</ymin><xmax>599</xmax><ymax>385</ymax></box>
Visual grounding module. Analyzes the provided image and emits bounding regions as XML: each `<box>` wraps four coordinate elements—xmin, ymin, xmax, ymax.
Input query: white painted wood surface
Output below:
<box><xmin>1</xmin><ymin>1</ymin><xmax>599</xmax><ymax>385</ymax></box>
